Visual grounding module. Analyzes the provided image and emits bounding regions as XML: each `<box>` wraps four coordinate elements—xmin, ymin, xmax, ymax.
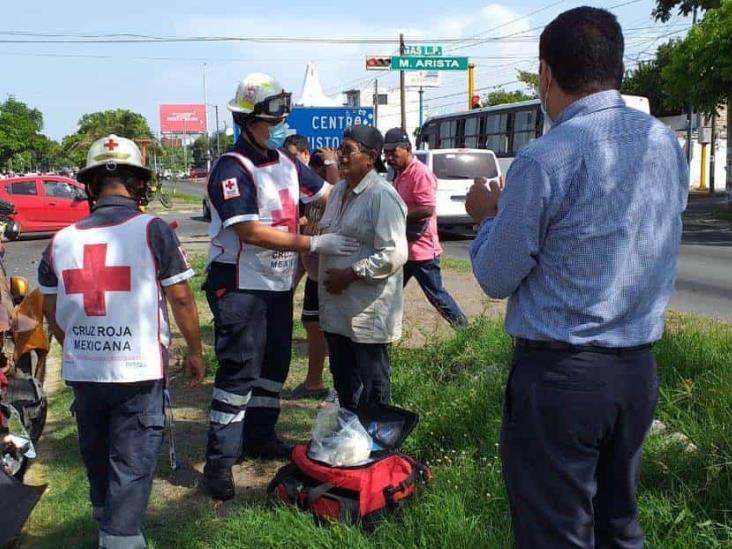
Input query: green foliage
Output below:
<box><xmin>61</xmin><ymin>109</ymin><xmax>153</xmax><ymax>168</ymax></box>
<box><xmin>191</xmin><ymin>135</ymin><xmax>210</xmax><ymax>168</ymax></box>
<box><xmin>622</xmin><ymin>40</ymin><xmax>684</xmax><ymax>116</ymax></box>
<box><xmin>652</xmin><ymin>0</ymin><xmax>720</xmax><ymax>21</ymax></box>
<box><xmin>25</xmin><ymin>308</ymin><xmax>732</xmax><ymax>548</ymax></box>
<box><xmin>0</xmin><ymin>96</ymin><xmax>47</xmax><ymax>170</ymax></box>
<box><xmin>662</xmin><ymin>1</ymin><xmax>732</xmax><ymax>115</ymax></box>
<box><xmin>516</xmin><ymin>70</ymin><xmax>539</xmax><ymax>94</ymax></box>
<box><xmin>482</xmin><ymin>89</ymin><xmax>536</xmax><ymax>107</ymax></box>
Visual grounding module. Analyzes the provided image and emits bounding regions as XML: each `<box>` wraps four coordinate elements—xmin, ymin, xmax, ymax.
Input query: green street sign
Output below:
<box><xmin>390</xmin><ymin>56</ymin><xmax>469</xmax><ymax>71</ymax></box>
<box><xmin>403</xmin><ymin>45</ymin><xmax>443</xmax><ymax>56</ymax></box>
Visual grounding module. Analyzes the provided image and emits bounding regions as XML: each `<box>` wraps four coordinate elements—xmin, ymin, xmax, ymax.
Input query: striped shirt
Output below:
<box><xmin>470</xmin><ymin>90</ymin><xmax>688</xmax><ymax>347</ymax></box>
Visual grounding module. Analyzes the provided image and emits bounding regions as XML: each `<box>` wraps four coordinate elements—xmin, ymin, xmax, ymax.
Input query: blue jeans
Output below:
<box><xmin>403</xmin><ymin>256</ymin><xmax>467</xmax><ymax>328</ymax></box>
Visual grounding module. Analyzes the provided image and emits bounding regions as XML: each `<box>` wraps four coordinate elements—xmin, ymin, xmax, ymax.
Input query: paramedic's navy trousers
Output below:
<box><xmin>204</xmin><ymin>262</ymin><xmax>294</xmax><ymax>474</ymax></box>
<box><xmin>71</xmin><ymin>380</ymin><xmax>165</xmax><ymax>548</ymax></box>
<box><xmin>501</xmin><ymin>345</ymin><xmax>658</xmax><ymax>549</ymax></box>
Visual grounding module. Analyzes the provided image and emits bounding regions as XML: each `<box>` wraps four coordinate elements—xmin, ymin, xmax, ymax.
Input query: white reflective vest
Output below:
<box><xmin>51</xmin><ymin>214</ymin><xmax>168</xmax><ymax>383</ymax></box>
<box><xmin>207</xmin><ymin>151</ymin><xmax>299</xmax><ymax>291</ymax></box>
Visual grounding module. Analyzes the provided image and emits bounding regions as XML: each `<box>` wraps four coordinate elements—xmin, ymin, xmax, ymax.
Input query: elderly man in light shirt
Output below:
<box><xmin>318</xmin><ymin>125</ymin><xmax>407</xmax><ymax>411</ymax></box>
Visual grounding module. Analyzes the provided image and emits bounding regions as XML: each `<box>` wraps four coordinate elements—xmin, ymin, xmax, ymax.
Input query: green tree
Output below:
<box><xmin>0</xmin><ymin>96</ymin><xmax>47</xmax><ymax>171</ymax></box>
<box><xmin>663</xmin><ymin>0</ymin><xmax>732</xmax><ymax>197</ymax></box>
<box><xmin>482</xmin><ymin>89</ymin><xmax>535</xmax><ymax>107</ymax></box>
<box><xmin>62</xmin><ymin>109</ymin><xmax>153</xmax><ymax>168</ymax></box>
<box><xmin>653</xmin><ymin>0</ymin><xmax>719</xmax><ymax>21</ymax></box>
<box><xmin>621</xmin><ymin>40</ymin><xmax>684</xmax><ymax>116</ymax></box>
<box><xmin>191</xmin><ymin>135</ymin><xmax>210</xmax><ymax>168</ymax></box>
<box><xmin>517</xmin><ymin>70</ymin><xmax>539</xmax><ymax>95</ymax></box>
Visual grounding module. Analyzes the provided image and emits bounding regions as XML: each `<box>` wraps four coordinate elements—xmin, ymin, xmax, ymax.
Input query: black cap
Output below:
<box><xmin>383</xmin><ymin>127</ymin><xmax>411</xmax><ymax>150</ymax></box>
<box><xmin>343</xmin><ymin>125</ymin><xmax>387</xmax><ymax>172</ymax></box>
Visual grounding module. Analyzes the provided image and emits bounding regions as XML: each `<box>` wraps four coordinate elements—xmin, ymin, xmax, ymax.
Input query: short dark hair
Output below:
<box><xmin>539</xmin><ymin>7</ymin><xmax>624</xmax><ymax>94</ymax></box>
<box><xmin>284</xmin><ymin>134</ymin><xmax>309</xmax><ymax>154</ymax></box>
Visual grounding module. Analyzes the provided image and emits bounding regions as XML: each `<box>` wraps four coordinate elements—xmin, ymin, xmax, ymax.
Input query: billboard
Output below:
<box><xmin>285</xmin><ymin>107</ymin><xmax>375</xmax><ymax>151</ymax></box>
<box><xmin>159</xmin><ymin>104</ymin><xmax>207</xmax><ymax>134</ymax></box>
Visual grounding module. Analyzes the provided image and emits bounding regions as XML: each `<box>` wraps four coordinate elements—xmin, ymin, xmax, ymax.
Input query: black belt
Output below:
<box><xmin>514</xmin><ymin>337</ymin><xmax>653</xmax><ymax>355</ymax></box>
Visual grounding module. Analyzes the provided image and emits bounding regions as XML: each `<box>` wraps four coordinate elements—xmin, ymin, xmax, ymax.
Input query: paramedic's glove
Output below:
<box><xmin>310</xmin><ymin>234</ymin><xmax>360</xmax><ymax>256</ymax></box>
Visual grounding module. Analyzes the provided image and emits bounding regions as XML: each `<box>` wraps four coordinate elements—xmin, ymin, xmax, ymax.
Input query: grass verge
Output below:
<box><xmin>22</xmin><ymin>285</ymin><xmax>732</xmax><ymax>548</ymax></box>
<box><xmin>711</xmin><ymin>208</ymin><xmax>732</xmax><ymax>222</ymax></box>
<box><xmin>440</xmin><ymin>256</ymin><xmax>472</xmax><ymax>273</ymax></box>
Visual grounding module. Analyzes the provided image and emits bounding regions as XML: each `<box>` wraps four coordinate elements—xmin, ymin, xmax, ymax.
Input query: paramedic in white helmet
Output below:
<box><xmin>37</xmin><ymin>135</ymin><xmax>204</xmax><ymax>549</ymax></box>
<box><xmin>202</xmin><ymin>73</ymin><xmax>356</xmax><ymax>501</ymax></box>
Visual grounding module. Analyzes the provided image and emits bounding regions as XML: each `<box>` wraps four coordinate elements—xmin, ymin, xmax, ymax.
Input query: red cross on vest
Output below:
<box><xmin>271</xmin><ymin>189</ymin><xmax>298</xmax><ymax>233</ymax></box>
<box><xmin>104</xmin><ymin>138</ymin><xmax>119</xmax><ymax>151</ymax></box>
<box><xmin>225</xmin><ymin>180</ymin><xmax>236</xmax><ymax>191</ymax></box>
<box><xmin>62</xmin><ymin>244</ymin><xmax>132</xmax><ymax>316</ymax></box>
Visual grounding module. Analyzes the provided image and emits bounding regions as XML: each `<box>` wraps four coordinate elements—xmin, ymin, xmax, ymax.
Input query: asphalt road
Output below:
<box><xmin>5</xmin><ymin>197</ymin><xmax>731</xmax><ymax>323</ymax></box>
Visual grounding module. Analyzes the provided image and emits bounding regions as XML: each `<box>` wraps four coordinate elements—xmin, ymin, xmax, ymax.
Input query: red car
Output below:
<box><xmin>0</xmin><ymin>176</ymin><xmax>89</xmax><ymax>237</ymax></box>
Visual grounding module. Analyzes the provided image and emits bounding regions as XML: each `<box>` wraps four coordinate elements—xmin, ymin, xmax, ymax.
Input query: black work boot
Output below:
<box><xmin>202</xmin><ymin>466</ymin><xmax>235</xmax><ymax>501</ymax></box>
<box><xmin>243</xmin><ymin>438</ymin><xmax>293</xmax><ymax>460</ymax></box>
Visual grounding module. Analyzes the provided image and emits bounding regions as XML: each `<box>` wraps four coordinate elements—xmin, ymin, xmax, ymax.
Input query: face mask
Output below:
<box><xmin>266</xmin><ymin>121</ymin><xmax>289</xmax><ymax>149</ymax></box>
<box><xmin>540</xmin><ymin>87</ymin><xmax>553</xmax><ymax>128</ymax></box>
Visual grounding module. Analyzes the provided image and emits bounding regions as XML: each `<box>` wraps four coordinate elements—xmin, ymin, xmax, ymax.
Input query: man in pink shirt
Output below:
<box><xmin>384</xmin><ymin>128</ymin><xmax>467</xmax><ymax>328</ymax></box>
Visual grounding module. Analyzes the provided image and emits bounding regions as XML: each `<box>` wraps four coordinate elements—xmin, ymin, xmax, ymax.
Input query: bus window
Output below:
<box><xmin>511</xmin><ymin>108</ymin><xmax>541</xmax><ymax>154</ymax></box>
<box><xmin>463</xmin><ymin>116</ymin><xmax>479</xmax><ymax>148</ymax></box>
<box><xmin>439</xmin><ymin>120</ymin><xmax>456</xmax><ymax>148</ymax></box>
<box><xmin>484</xmin><ymin>113</ymin><xmax>510</xmax><ymax>155</ymax></box>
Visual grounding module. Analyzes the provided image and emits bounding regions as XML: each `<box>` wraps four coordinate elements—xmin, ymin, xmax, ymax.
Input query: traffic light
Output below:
<box><xmin>365</xmin><ymin>56</ymin><xmax>392</xmax><ymax>70</ymax></box>
<box><xmin>471</xmin><ymin>95</ymin><xmax>482</xmax><ymax>109</ymax></box>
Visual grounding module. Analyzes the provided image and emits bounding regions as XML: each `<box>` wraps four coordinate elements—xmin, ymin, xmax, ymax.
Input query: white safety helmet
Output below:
<box><xmin>227</xmin><ymin>73</ymin><xmax>292</xmax><ymax>120</ymax></box>
<box><xmin>76</xmin><ymin>134</ymin><xmax>152</xmax><ymax>184</ymax></box>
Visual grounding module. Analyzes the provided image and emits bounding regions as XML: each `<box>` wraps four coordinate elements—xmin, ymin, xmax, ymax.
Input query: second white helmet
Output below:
<box><xmin>228</xmin><ymin>73</ymin><xmax>292</xmax><ymax>120</ymax></box>
<box><xmin>76</xmin><ymin>134</ymin><xmax>152</xmax><ymax>184</ymax></box>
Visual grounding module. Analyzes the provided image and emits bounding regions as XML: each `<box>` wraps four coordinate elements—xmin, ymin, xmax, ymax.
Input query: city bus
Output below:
<box><xmin>415</xmin><ymin>95</ymin><xmax>650</xmax><ymax>174</ymax></box>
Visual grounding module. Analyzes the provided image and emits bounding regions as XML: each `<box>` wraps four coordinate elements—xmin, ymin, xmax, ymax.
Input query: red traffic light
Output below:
<box><xmin>365</xmin><ymin>56</ymin><xmax>391</xmax><ymax>70</ymax></box>
<box><xmin>471</xmin><ymin>95</ymin><xmax>481</xmax><ymax>109</ymax></box>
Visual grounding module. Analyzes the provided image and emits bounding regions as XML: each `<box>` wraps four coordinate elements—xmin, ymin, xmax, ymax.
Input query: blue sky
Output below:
<box><xmin>1</xmin><ymin>0</ymin><xmax>690</xmax><ymax>140</ymax></box>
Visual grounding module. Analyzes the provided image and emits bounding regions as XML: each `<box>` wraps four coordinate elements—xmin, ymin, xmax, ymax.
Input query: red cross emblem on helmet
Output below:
<box><xmin>103</xmin><ymin>138</ymin><xmax>119</xmax><ymax>151</ymax></box>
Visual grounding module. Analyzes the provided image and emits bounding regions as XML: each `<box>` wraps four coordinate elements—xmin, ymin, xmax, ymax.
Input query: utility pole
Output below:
<box><xmin>373</xmin><ymin>79</ymin><xmax>379</xmax><ymax>128</ymax></box>
<box><xmin>686</xmin><ymin>7</ymin><xmax>698</xmax><ymax>164</ymax></box>
<box><xmin>400</xmin><ymin>33</ymin><xmax>406</xmax><ymax>131</ymax></box>
<box><xmin>419</xmin><ymin>87</ymin><xmax>424</xmax><ymax>127</ymax></box>
<box><xmin>468</xmin><ymin>63</ymin><xmax>476</xmax><ymax>110</ymax></box>
<box><xmin>214</xmin><ymin>104</ymin><xmax>220</xmax><ymax>157</ymax></box>
<box><xmin>710</xmin><ymin>111</ymin><xmax>716</xmax><ymax>194</ymax></box>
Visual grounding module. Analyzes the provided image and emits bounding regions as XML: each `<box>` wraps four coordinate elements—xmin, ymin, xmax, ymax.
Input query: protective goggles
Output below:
<box><xmin>252</xmin><ymin>92</ymin><xmax>292</xmax><ymax>119</ymax></box>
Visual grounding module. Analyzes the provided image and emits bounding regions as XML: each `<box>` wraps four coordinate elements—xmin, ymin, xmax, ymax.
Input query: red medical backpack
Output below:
<box><xmin>267</xmin><ymin>403</ymin><xmax>431</xmax><ymax>526</ymax></box>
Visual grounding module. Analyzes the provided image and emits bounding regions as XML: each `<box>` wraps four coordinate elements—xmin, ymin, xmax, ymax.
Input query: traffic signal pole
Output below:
<box><xmin>374</xmin><ymin>79</ymin><xmax>379</xmax><ymax>128</ymax></box>
<box><xmin>400</xmin><ymin>33</ymin><xmax>406</xmax><ymax>131</ymax></box>
<box><xmin>468</xmin><ymin>63</ymin><xmax>475</xmax><ymax>110</ymax></box>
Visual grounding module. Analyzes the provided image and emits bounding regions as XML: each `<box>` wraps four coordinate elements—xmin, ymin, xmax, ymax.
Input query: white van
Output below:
<box><xmin>413</xmin><ymin>148</ymin><xmax>501</xmax><ymax>229</ymax></box>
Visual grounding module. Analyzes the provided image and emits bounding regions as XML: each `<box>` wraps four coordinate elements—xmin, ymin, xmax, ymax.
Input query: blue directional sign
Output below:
<box><xmin>232</xmin><ymin>107</ymin><xmax>374</xmax><ymax>150</ymax></box>
<box><xmin>286</xmin><ymin>107</ymin><xmax>375</xmax><ymax>151</ymax></box>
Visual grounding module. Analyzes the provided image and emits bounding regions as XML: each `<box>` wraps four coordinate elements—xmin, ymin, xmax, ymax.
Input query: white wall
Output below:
<box><xmin>680</xmin><ymin>137</ymin><xmax>728</xmax><ymax>192</ymax></box>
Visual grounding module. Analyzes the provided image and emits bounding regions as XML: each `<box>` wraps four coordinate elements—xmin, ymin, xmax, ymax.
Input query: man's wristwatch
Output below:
<box><xmin>323</xmin><ymin>159</ymin><xmax>336</xmax><ymax>166</ymax></box>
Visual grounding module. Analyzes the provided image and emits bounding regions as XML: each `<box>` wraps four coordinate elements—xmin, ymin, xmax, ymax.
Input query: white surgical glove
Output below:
<box><xmin>310</xmin><ymin>234</ymin><xmax>360</xmax><ymax>256</ymax></box>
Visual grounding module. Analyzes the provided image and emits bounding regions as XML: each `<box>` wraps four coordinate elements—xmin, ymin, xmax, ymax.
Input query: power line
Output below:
<box><xmin>0</xmin><ymin>31</ymin><xmax>541</xmax><ymax>45</ymax></box>
<box><xmin>445</xmin><ymin>0</ymin><xmax>568</xmax><ymax>53</ymax></box>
